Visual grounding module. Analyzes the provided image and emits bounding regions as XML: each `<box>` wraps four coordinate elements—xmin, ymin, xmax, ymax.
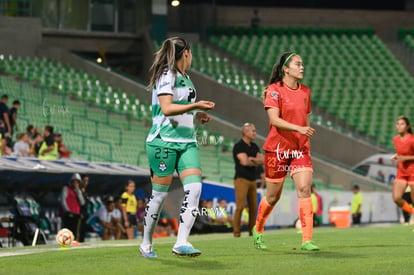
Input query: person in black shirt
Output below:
<box><xmin>9</xmin><ymin>100</ymin><xmax>20</xmax><ymax>136</ymax></box>
<box><xmin>0</xmin><ymin>120</ymin><xmax>7</xmax><ymax>155</ymax></box>
<box><xmin>0</xmin><ymin>95</ymin><xmax>11</xmax><ymax>136</ymax></box>
<box><xmin>39</xmin><ymin>125</ymin><xmax>57</xmax><ymax>160</ymax></box>
<box><xmin>232</xmin><ymin>123</ymin><xmax>263</xmax><ymax>237</ymax></box>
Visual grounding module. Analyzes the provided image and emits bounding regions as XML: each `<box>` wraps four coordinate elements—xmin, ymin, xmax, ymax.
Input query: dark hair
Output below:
<box><xmin>26</xmin><ymin>125</ymin><xmax>34</xmax><ymax>132</ymax></box>
<box><xmin>44</xmin><ymin>125</ymin><xmax>54</xmax><ymax>134</ymax></box>
<box><xmin>1</xmin><ymin>94</ymin><xmax>8</xmax><ymax>100</ymax></box>
<box><xmin>397</xmin><ymin>116</ymin><xmax>413</xmax><ymax>134</ymax></box>
<box><xmin>12</xmin><ymin>100</ymin><xmax>20</xmax><ymax>105</ymax></box>
<box><xmin>125</xmin><ymin>180</ymin><xmax>135</xmax><ymax>188</ymax></box>
<box><xmin>353</xmin><ymin>185</ymin><xmax>360</xmax><ymax>190</ymax></box>
<box><xmin>263</xmin><ymin>51</ymin><xmax>297</xmax><ymax>100</ymax></box>
<box><xmin>147</xmin><ymin>37</ymin><xmax>190</xmax><ymax>91</ymax></box>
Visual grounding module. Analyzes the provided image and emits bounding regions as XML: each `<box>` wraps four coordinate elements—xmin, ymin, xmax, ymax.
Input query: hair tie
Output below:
<box><xmin>281</xmin><ymin>52</ymin><xmax>297</xmax><ymax>72</ymax></box>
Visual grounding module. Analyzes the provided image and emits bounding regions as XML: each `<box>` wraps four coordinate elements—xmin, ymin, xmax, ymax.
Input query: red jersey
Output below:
<box><xmin>262</xmin><ymin>81</ymin><xmax>311</xmax><ymax>153</ymax></box>
<box><xmin>393</xmin><ymin>133</ymin><xmax>414</xmax><ymax>177</ymax></box>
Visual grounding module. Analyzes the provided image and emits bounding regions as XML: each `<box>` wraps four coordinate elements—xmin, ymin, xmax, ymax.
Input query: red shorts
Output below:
<box><xmin>264</xmin><ymin>151</ymin><xmax>313</xmax><ymax>183</ymax></box>
<box><xmin>394</xmin><ymin>175</ymin><xmax>414</xmax><ymax>185</ymax></box>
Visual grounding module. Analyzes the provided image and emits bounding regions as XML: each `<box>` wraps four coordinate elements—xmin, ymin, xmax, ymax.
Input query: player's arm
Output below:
<box><xmin>121</xmin><ymin>197</ymin><xmax>129</xmax><ymax>227</ymax></box>
<box><xmin>40</xmin><ymin>143</ymin><xmax>55</xmax><ymax>155</ymax></box>
<box><xmin>266</xmin><ymin>107</ymin><xmax>315</xmax><ymax>138</ymax></box>
<box><xmin>237</xmin><ymin>152</ymin><xmax>256</xmax><ymax>167</ymax></box>
<box><xmin>249</xmin><ymin>152</ymin><xmax>264</xmax><ymax>165</ymax></box>
<box><xmin>158</xmin><ymin>95</ymin><xmax>214</xmax><ymax>116</ymax></box>
<box><xmin>396</xmin><ymin>155</ymin><xmax>414</xmax><ymax>161</ymax></box>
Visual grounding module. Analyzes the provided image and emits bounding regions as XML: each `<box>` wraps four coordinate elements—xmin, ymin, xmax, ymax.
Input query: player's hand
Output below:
<box><xmin>297</xmin><ymin>126</ymin><xmax>315</xmax><ymax>138</ymax></box>
<box><xmin>124</xmin><ymin>220</ymin><xmax>130</xmax><ymax>228</ymax></box>
<box><xmin>391</xmin><ymin>154</ymin><xmax>397</xmax><ymax>164</ymax></box>
<box><xmin>195</xmin><ymin>112</ymin><xmax>211</xmax><ymax>124</ymax></box>
<box><xmin>196</xmin><ymin>101</ymin><xmax>215</xmax><ymax>110</ymax></box>
<box><xmin>397</xmin><ymin>155</ymin><xmax>410</xmax><ymax>162</ymax></box>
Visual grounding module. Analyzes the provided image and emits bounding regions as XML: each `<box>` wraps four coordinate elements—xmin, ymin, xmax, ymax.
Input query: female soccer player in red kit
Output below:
<box><xmin>391</xmin><ymin>116</ymin><xmax>414</xmax><ymax>214</ymax></box>
<box><xmin>252</xmin><ymin>52</ymin><xmax>319</xmax><ymax>251</ymax></box>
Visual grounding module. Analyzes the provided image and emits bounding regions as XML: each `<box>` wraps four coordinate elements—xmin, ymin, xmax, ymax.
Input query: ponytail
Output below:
<box><xmin>262</xmin><ymin>51</ymin><xmax>296</xmax><ymax>100</ymax></box>
<box><xmin>147</xmin><ymin>37</ymin><xmax>190</xmax><ymax>91</ymax></box>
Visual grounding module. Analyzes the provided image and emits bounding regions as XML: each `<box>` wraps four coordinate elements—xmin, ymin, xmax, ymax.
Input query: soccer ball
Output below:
<box><xmin>56</xmin><ymin>228</ymin><xmax>74</xmax><ymax>247</ymax></box>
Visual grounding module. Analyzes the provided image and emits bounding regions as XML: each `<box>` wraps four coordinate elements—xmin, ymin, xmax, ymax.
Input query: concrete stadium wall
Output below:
<box><xmin>0</xmin><ymin>16</ymin><xmax>42</xmax><ymax>57</ymax></box>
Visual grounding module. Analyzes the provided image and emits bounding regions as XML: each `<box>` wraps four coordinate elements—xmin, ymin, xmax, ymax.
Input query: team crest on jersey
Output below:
<box><xmin>271</xmin><ymin>91</ymin><xmax>279</xmax><ymax>100</ymax></box>
<box><xmin>159</xmin><ymin>161</ymin><xmax>167</xmax><ymax>172</ymax></box>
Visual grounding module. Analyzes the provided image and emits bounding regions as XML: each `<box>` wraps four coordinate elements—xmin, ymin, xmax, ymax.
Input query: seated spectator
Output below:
<box><xmin>153</xmin><ymin>212</ymin><xmax>171</xmax><ymax>238</ymax></box>
<box><xmin>208</xmin><ymin>199</ymin><xmax>233</xmax><ymax>233</ymax></box>
<box><xmin>241</xmin><ymin>205</ymin><xmax>249</xmax><ymax>232</ymax></box>
<box><xmin>136</xmin><ymin>198</ymin><xmax>146</xmax><ymax>237</ymax></box>
<box><xmin>0</xmin><ymin>120</ymin><xmax>10</xmax><ymax>155</ymax></box>
<box><xmin>55</xmin><ymin>133</ymin><xmax>71</xmax><ymax>158</ymax></box>
<box><xmin>30</xmin><ymin>133</ymin><xmax>43</xmax><ymax>157</ymax></box>
<box><xmin>87</xmin><ymin>196</ymin><xmax>121</xmax><ymax>240</ymax></box>
<box><xmin>191</xmin><ymin>199</ymin><xmax>213</xmax><ymax>234</ymax></box>
<box><xmin>39</xmin><ymin>125</ymin><xmax>58</xmax><ymax>160</ymax></box>
<box><xmin>13</xmin><ymin>133</ymin><xmax>30</xmax><ymax>157</ymax></box>
<box><xmin>113</xmin><ymin>196</ymin><xmax>126</xmax><ymax>238</ymax></box>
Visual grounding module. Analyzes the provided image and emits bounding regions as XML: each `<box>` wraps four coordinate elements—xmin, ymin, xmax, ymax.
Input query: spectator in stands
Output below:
<box><xmin>55</xmin><ymin>133</ymin><xmax>71</xmax><ymax>158</ymax></box>
<box><xmin>208</xmin><ymin>199</ymin><xmax>233</xmax><ymax>233</ymax></box>
<box><xmin>0</xmin><ymin>120</ymin><xmax>8</xmax><ymax>155</ymax></box>
<box><xmin>13</xmin><ymin>132</ymin><xmax>30</xmax><ymax>157</ymax></box>
<box><xmin>0</xmin><ymin>94</ymin><xmax>11</xmax><ymax>137</ymax></box>
<box><xmin>232</xmin><ymin>123</ymin><xmax>263</xmax><ymax>237</ymax></box>
<box><xmin>26</xmin><ymin>125</ymin><xmax>36</xmax><ymax>148</ymax></box>
<box><xmin>9</xmin><ymin>100</ymin><xmax>20</xmax><ymax>137</ymax></box>
<box><xmin>31</xmin><ymin>133</ymin><xmax>43</xmax><ymax>157</ymax></box>
<box><xmin>61</xmin><ymin>173</ymin><xmax>85</xmax><ymax>243</ymax></box>
<box><xmin>191</xmin><ymin>199</ymin><xmax>213</xmax><ymax>234</ymax></box>
<box><xmin>78</xmin><ymin>174</ymin><xmax>90</xmax><ymax>242</ymax></box>
<box><xmin>216</xmin><ymin>199</ymin><xmax>233</xmax><ymax>228</ymax></box>
<box><xmin>250</xmin><ymin>9</ymin><xmax>261</xmax><ymax>28</ymax></box>
<box><xmin>121</xmin><ymin>180</ymin><xmax>137</xmax><ymax>239</ymax></box>
<box><xmin>87</xmin><ymin>196</ymin><xmax>121</xmax><ymax>240</ymax></box>
<box><xmin>39</xmin><ymin>125</ymin><xmax>58</xmax><ymax>160</ymax></box>
<box><xmin>114</xmin><ymin>196</ymin><xmax>126</xmax><ymax>238</ymax></box>
<box><xmin>136</xmin><ymin>198</ymin><xmax>146</xmax><ymax>237</ymax></box>
<box><xmin>153</xmin><ymin>212</ymin><xmax>172</xmax><ymax>238</ymax></box>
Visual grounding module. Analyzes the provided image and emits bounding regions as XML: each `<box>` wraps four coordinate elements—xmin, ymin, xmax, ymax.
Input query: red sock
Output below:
<box><xmin>299</xmin><ymin>197</ymin><xmax>314</xmax><ymax>243</ymax></box>
<box><xmin>401</xmin><ymin>201</ymin><xmax>414</xmax><ymax>213</ymax></box>
<box><xmin>255</xmin><ymin>197</ymin><xmax>274</xmax><ymax>233</ymax></box>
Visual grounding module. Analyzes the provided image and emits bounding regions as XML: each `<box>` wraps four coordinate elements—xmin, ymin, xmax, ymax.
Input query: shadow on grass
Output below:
<box><xmin>156</xmin><ymin>257</ymin><xmax>228</xmax><ymax>270</ymax></box>
<box><xmin>283</xmin><ymin>251</ymin><xmax>364</xmax><ymax>259</ymax></box>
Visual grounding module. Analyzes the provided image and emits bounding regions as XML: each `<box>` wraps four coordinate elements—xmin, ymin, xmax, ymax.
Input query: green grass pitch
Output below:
<box><xmin>1</xmin><ymin>225</ymin><xmax>413</xmax><ymax>275</ymax></box>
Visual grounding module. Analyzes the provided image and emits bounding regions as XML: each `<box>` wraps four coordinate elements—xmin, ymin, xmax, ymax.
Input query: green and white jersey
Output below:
<box><xmin>146</xmin><ymin>68</ymin><xmax>197</xmax><ymax>143</ymax></box>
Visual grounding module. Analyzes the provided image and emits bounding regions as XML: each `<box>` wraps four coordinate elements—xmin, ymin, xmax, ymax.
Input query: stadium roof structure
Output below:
<box><xmin>0</xmin><ymin>157</ymin><xmax>151</xmax><ymax>195</ymax></box>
